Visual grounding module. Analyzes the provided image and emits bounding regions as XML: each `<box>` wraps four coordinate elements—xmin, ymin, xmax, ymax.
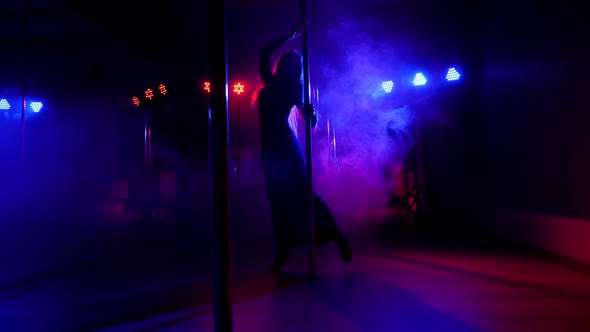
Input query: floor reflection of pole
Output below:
<box><xmin>420</xmin><ymin>123</ymin><xmax>431</xmax><ymax>217</ymax></box>
<box><xmin>144</xmin><ymin>118</ymin><xmax>151</xmax><ymax>175</ymax></box>
<box><xmin>327</xmin><ymin>113</ymin><xmax>340</xmax><ymax>177</ymax></box>
<box><xmin>144</xmin><ymin>115</ymin><xmax>153</xmax><ymax>221</ymax></box>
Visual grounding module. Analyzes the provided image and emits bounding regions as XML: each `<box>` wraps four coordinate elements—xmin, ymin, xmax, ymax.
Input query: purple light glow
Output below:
<box><xmin>313</xmin><ymin>17</ymin><xmax>421</xmax><ymax>226</ymax></box>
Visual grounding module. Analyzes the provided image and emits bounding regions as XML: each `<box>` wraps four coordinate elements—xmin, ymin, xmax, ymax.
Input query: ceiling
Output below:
<box><xmin>58</xmin><ymin>0</ymin><xmax>481</xmax><ymax>70</ymax></box>
<box><xmin>0</xmin><ymin>0</ymin><xmax>485</xmax><ymax>104</ymax></box>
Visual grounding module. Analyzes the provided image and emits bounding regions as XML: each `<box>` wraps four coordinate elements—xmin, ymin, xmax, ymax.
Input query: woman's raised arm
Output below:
<box><xmin>259</xmin><ymin>22</ymin><xmax>306</xmax><ymax>84</ymax></box>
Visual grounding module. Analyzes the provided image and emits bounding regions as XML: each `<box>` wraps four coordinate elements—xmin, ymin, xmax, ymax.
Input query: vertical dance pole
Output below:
<box><xmin>209</xmin><ymin>0</ymin><xmax>232</xmax><ymax>330</ymax></box>
<box><xmin>301</xmin><ymin>0</ymin><xmax>316</xmax><ymax>278</ymax></box>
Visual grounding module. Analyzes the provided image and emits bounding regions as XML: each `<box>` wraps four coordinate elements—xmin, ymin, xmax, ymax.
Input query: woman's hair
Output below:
<box><xmin>251</xmin><ymin>50</ymin><xmax>303</xmax><ymax>111</ymax></box>
<box><xmin>273</xmin><ymin>50</ymin><xmax>303</xmax><ymax>82</ymax></box>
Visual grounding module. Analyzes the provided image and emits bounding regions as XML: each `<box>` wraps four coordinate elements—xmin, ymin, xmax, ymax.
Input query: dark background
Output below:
<box><xmin>1</xmin><ymin>0</ymin><xmax>589</xmax><ymax>280</ymax></box>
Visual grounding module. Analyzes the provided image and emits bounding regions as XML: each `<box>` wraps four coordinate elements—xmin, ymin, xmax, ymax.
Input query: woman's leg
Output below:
<box><xmin>313</xmin><ymin>193</ymin><xmax>352</xmax><ymax>263</ymax></box>
<box><xmin>267</xmin><ymin>186</ymin><xmax>293</xmax><ymax>272</ymax></box>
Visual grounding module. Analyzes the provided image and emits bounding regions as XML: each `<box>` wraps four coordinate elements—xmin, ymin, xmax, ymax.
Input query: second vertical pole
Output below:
<box><xmin>21</xmin><ymin>0</ymin><xmax>29</xmax><ymax>162</ymax></box>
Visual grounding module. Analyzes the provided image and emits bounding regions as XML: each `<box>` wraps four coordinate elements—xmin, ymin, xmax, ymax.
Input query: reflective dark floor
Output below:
<box><xmin>1</xmin><ymin>158</ymin><xmax>589</xmax><ymax>332</ymax></box>
<box><xmin>2</xmin><ymin>216</ymin><xmax>590</xmax><ymax>332</ymax></box>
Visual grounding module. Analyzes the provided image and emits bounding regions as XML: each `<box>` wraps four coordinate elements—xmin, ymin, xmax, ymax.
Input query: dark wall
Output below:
<box><xmin>472</xmin><ymin>1</ymin><xmax>590</xmax><ymax>219</ymax></box>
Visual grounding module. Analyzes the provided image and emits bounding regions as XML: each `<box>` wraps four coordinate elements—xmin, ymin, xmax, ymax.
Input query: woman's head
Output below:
<box><xmin>251</xmin><ymin>50</ymin><xmax>303</xmax><ymax>111</ymax></box>
<box><xmin>273</xmin><ymin>50</ymin><xmax>303</xmax><ymax>82</ymax></box>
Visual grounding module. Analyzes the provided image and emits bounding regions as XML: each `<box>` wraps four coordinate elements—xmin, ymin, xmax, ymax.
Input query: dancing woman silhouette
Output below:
<box><xmin>251</xmin><ymin>23</ymin><xmax>352</xmax><ymax>272</ymax></box>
